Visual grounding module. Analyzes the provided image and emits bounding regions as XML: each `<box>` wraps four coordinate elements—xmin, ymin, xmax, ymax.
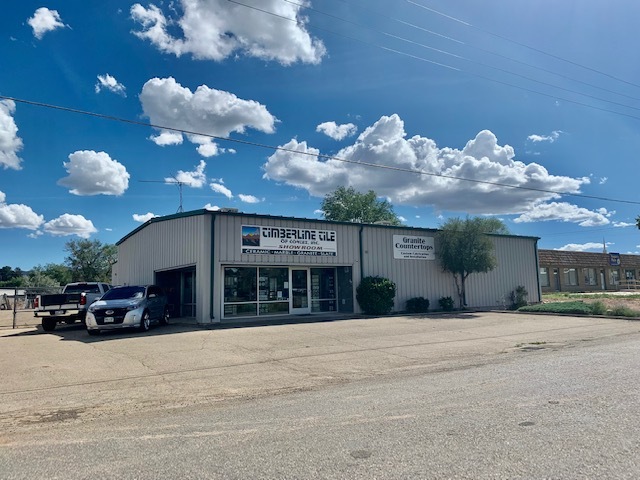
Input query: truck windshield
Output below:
<box><xmin>101</xmin><ymin>286</ymin><xmax>145</xmax><ymax>300</ymax></box>
<box><xmin>64</xmin><ymin>284</ymin><xmax>101</xmax><ymax>294</ymax></box>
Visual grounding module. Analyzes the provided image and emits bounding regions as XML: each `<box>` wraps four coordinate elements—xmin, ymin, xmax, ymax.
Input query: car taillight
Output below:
<box><xmin>80</xmin><ymin>293</ymin><xmax>86</xmax><ymax>306</ymax></box>
<box><xmin>34</xmin><ymin>297</ymin><xmax>39</xmax><ymax>308</ymax></box>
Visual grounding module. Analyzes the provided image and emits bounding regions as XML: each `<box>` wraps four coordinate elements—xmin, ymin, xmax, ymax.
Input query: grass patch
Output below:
<box><xmin>520</xmin><ymin>300</ymin><xmax>640</xmax><ymax>317</ymax></box>
<box><xmin>610</xmin><ymin>305</ymin><xmax>640</xmax><ymax>317</ymax></box>
<box><xmin>519</xmin><ymin>301</ymin><xmax>593</xmax><ymax>315</ymax></box>
<box><xmin>543</xmin><ymin>293</ymin><xmax>640</xmax><ymax>301</ymax></box>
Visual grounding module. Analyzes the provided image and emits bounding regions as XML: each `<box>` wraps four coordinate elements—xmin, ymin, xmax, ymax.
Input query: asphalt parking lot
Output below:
<box><xmin>1</xmin><ymin>311</ymin><xmax>639</xmax><ymax>434</ymax></box>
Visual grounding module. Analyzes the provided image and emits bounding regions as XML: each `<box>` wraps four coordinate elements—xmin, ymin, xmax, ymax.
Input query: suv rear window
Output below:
<box><xmin>101</xmin><ymin>286</ymin><xmax>145</xmax><ymax>300</ymax></box>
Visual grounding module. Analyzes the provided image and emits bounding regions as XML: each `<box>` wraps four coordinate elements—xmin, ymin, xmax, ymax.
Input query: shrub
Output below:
<box><xmin>518</xmin><ymin>301</ymin><xmax>592</xmax><ymax>315</ymax></box>
<box><xmin>438</xmin><ymin>296</ymin><xmax>455</xmax><ymax>311</ymax></box>
<box><xmin>589</xmin><ymin>301</ymin><xmax>607</xmax><ymax>315</ymax></box>
<box><xmin>356</xmin><ymin>276</ymin><xmax>396</xmax><ymax>315</ymax></box>
<box><xmin>406</xmin><ymin>297</ymin><xmax>430</xmax><ymax>313</ymax></box>
<box><xmin>510</xmin><ymin>285</ymin><xmax>528</xmax><ymax>310</ymax></box>
<box><xmin>610</xmin><ymin>305</ymin><xmax>640</xmax><ymax>317</ymax></box>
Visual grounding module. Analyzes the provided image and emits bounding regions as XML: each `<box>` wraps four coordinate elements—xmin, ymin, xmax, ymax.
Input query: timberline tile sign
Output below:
<box><xmin>241</xmin><ymin>225</ymin><xmax>337</xmax><ymax>256</ymax></box>
<box><xmin>393</xmin><ymin>235</ymin><xmax>435</xmax><ymax>260</ymax></box>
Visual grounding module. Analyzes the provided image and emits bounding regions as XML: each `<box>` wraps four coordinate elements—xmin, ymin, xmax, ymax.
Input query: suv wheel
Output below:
<box><xmin>139</xmin><ymin>311</ymin><xmax>151</xmax><ymax>332</ymax></box>
<box><xmin>160</xmin><ymin>308</ymin><xmax>169</xmax><ymax>326</ymax></box>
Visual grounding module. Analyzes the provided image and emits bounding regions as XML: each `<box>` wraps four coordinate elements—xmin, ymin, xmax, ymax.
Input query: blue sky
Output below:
<box><xmin>2</xmin><ymin>0</ymin><xmax>640</xmax><ymax>270</ymax></box>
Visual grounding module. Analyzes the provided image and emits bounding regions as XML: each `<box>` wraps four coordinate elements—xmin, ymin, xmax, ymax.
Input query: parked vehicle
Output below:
<box><xmin>34</xmin><ymin>282</ymin><xmax>112</xmax><ymax>332</ymax></box>
<box><xmin>85</xmin><ymin>285</ymin><xmax>169</xmax><ymax>335</ymax></box>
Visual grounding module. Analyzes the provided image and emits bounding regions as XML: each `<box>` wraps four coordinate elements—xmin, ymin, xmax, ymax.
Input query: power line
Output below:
<box><xmin>330</xmin><ymin>0</ymin><xmax>640</xmax><ymax>102</ymax></box>
<box><xmin>227</xmin><ymin>0</ymin><xmax>640</xmax><ymax>120</ymax></box>
<box><xmin>277</xmin><ymin>0</ymin><xmax>640</xmax><ymax>112</ymax></box>
<box><xmin>3</xmin><ymin>93</ymin><xmax>640</xmax><ymax>207</ymax></box>
<box><xmin>405</xmin><ymin>0</ymin><xmax>640</xmax><ymax>90</ymax></box>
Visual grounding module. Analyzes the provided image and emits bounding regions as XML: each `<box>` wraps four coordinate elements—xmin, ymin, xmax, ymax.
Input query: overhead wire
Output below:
<box><xmin>405</xmin><ymin>0</ymin><xmax>640</xmax><ymax>90</ymax></box>
<box><xmin>3</xmin><ymin>94</ymin><xmax>640</xmax><ymax>207</ymax></box>
<box><xmin>330</xmin><ymin>0</ymin><xmax>640</xmax><ymax>102</ymax></box>
<box><xmin>277</xmin><ymin>0</ymin><xmax>640</xmax><ymax>112</ymax></box>
<box><xmin>227</xmin><ymin>0</ymin><xmax>640</xmax><ymax>121</ymax></box>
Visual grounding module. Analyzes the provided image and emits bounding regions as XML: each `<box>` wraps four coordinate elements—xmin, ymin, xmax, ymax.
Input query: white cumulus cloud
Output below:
<box><xmin>514</xmin><ymin>202</ymin><xmax>612</xmax><ymax>227</ymax></box>
<box><xmin>58</xmin><ymin>150</ymin><xmax>130</xmax><ymax>196</ymax></box>
<box><xmin>140</xmin><ymin>77</ymin><xmax>277</xmax><ymax>157</ymax></box>
<box><xmin>204</xmin><ymin>204</ymin><xmax>220</xmax><ymax>211</ymax></box>
<box><xmin>0</xmin><ymin>191</ymin><xmax>44</xmax><ymax>230</ymax></box>
<box><xmin>166</xmin><ymin>160</ymin><xmax>207</xmax><ymax>188</ymax></box>
<box><xmin>130</xmin><ymin>0</ymin><xmax>325</xmax><ymax>65</ymax></box>
<box><xmin>43</xmin><ymin>214</ymin><xmax>97</xmax><ymax>238</ymax></box>
<box><xmin>132</xmin><ymin>212</ymin><xmax>158</xmax><ymax>223</ymax></box>
<box><xmin>95</xmin><ymin>74</ymin><xmax>126</xmax><ymax>96</ymax></box>
<box><xmin>316</xmin><ymin>121</ymin><xmax>357</xmax><ymax>141</ymax></box>
<box><xmin>527</xmin><ymin>130</ymin><xmax>563</xmax><ymax>143</ymax></box>
<box><xmin>0</xmin><ymin>100</ymin><xmax>24</xmax><ymax>170</ymax></box>
<box><xmin>238</xmin><ymin>194</ymin><xmax>261</xmax><ymax>204</ymax></box>
<box><xmin>263</xmin><ymin>114</ymin><xmax>588</xmax><ymax>214</ymax></box>
<box><xmin>210</xmin><ymin>182</ymin><xmax>233</xmax><ymax>199</ymax></box>
<box><xmin>556</xmin><ymin>242</ymin><xmax>612</xmax><ymax>252</ymax></box>
<box><xmin>27</xmin><ymin>7</ymin><xmax>66</xmax><ymax>39</ymax></box>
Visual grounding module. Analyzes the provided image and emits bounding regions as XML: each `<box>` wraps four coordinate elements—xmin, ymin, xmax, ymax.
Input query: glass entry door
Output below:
<box><xmin>290</xmin><ymin>268</ymin><xmax>310</xmax><ymax>314</ymax></box>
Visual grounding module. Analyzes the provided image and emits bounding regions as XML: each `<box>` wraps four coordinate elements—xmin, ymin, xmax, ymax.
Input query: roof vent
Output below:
<box><xmin>219</xmin><ymin>208</ymin><xmax>239</xmax><ymax>213</ymax></box>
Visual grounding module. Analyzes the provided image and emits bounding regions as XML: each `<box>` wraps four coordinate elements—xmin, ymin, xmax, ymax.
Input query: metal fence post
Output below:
<box><xmin>12</xmin><ymin>286</ymin><xmax>17</xmax><ymax>329</ymax></box>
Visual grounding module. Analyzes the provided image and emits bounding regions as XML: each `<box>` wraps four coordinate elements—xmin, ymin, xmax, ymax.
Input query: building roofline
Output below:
<box><xmin>117</xmin><ymin>208</ymin><xmax>540</xmax><ymax>245</ymax></box>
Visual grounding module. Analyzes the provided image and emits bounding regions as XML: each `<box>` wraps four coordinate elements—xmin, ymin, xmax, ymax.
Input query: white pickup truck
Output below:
<box><xmin>34</xmin><ymin>282</ymin><xmax>112</xmax><ymax>331</ymax></box>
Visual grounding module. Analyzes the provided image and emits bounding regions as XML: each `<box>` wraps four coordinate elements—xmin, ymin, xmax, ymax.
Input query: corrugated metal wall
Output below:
<box><xmin>114</xmin><ymin>214</ymin><xmax>211</xmax><ymax>321</ymax></box>
<box><xmin>116</xmin><ymin>211</ymin><xmax>540</xmax><ymax>322</ymax></box>
<box><xmin>361</xmin><ymin>226</ymin><xmax>540</xmax><ymax>310</ymax></box>
<box><xmin>215</xmin><ymin>214</ymin><xmax>361</xmax><ymax>264</ymax></box>
<box><xmin>212</xmin><ymin>214</ymin><xmax>361</xmax><ymax>319</ymax></box>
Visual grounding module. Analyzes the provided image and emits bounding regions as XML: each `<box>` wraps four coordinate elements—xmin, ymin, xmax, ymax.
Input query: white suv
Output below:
<box><xmin>85</xmin><ymin>285</ymin><xmax>169</xmax><ymax>335</ymax></box>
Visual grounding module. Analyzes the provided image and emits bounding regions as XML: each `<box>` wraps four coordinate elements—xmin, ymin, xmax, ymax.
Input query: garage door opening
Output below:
<box><xmin>155</xmin><ymin>267</ymin><xmax>196</xmax><ymax>318</ymax></box>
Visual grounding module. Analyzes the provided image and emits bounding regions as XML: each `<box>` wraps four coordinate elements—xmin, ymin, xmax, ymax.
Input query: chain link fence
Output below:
<box><xmin>0</xmin><ymin>286</ymin><xmax>62</xmax><ymax>329</ymax></box>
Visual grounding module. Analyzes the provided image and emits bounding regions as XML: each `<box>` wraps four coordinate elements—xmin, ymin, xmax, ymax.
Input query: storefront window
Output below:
<box><xmin>223</xmin><ymin>266</ymin><xmax>290</xmax><ymax>318</ymax></box>
<box><xmin>224</xmin><ymin>267</ymin><xmax>257</xmax><ymax>303</ymax></box>
<box><xmin>625</xmin><ymin>269</ymin><xmax>636</xmax><ymax>281</ymax></box>
<box><xmin>583</xmin><ymin>268</ymin><xmax>597</xmax><ymax>286</ymax></box>
<box><xmin>563</xmin><ymin>268</ymin><xmax>578</xmax><ymax>286</ymax></box>
<box><xmin>610</xmin><ymin>269</ymin><xmax>620</xmax><ymax>286</ymax></box>
<box><xmin>258</xmin><ymin>267</ymin><xmax>289</xmax><ymax>315</ymax></box>
<box><xmin>539</xmin><ymin>267</ymin><xmax>550</xmax><ymax>287</ymax></box>
<box><xmin>311</xmin><ymin>268</ymin><xmax>337</xmax><ymax>312</ymax></box>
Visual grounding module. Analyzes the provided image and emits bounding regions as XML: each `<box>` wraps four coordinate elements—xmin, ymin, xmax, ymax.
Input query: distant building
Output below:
<box><xmin>538</xmin><ymin>250</ymin><xmax>640</xmax><ymax>292</ymax></box>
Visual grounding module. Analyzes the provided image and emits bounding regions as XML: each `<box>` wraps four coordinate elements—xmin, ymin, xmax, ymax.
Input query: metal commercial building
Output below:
<box><xmin>113</xmin><ymin>209</ymin><xmax>541</xmax><ymax>324</ymax></box>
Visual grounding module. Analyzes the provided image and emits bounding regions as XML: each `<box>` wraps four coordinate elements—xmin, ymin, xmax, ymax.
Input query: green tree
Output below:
<box><xmin>436</xmin><ymin>217</ymin><xmax>508</xmax><ymax>308</ymax></box>
<box><xmin>321</xmin><ymin>187</ymin><xmax>401</xmax><ymax>225</ymax></box>
<box><xmin>42</xmin><ymin>263</ymin><xmax>72</xmax><ymax>285</ymax></box>
<box><xmin>24</xmin><ymin>270</ymin><xmax>59</xmax><ymax>288</ymax></box>
<box><xmin>64</xmin><ymin>240</ymin><xmax>117</xmax><ymax>282</ymax></box>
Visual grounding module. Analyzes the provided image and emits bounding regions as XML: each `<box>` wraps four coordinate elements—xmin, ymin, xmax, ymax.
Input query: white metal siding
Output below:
<box><xmin>213</xmin><ymin>214</ymin><xmax>361</xmax><ymax>319</ymax></box>
<box><xmin>361</xmin><ymin>226</ymin><xmax>539</xmax><ymax>311</ymax></box>
<box><xmin>116</xmin><ymin>211</ymin><xmax>539</xmax><ymax>322</ymax></box>
<box><xmin>115</xmin><ymin>215</ymin><xmax>212</xmax><ymax>322</ymax></box>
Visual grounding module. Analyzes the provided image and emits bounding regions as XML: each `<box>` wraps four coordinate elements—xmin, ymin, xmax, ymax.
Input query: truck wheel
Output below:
<box><xmin>139</xmin><ymin>311</ymin><xmax>151</xmax><ymax>332</ymax></box>
<box><xmin>160</xmin><ymin>308</ymin><xmax>170</xmax><ymax>326</ymax></box>
<box><xmin>42</xmin><ymin>318</ymin><xmax>57</xmax><ymax>332</ymax></box>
